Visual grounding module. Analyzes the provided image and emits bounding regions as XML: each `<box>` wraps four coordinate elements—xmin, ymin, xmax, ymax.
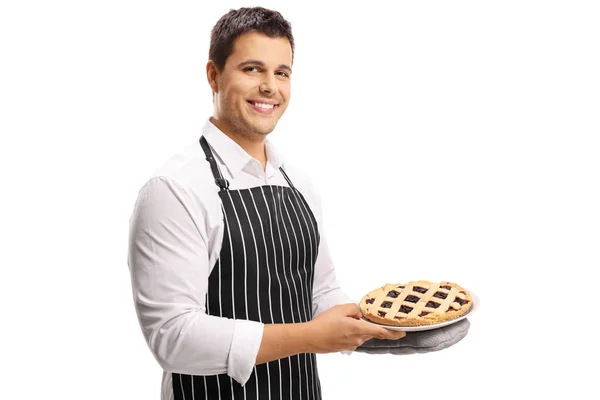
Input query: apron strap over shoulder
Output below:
<box><xmin>199</xmin><ymin>136</ymin><xmax>230</xmax><ymax>190</ymax></box>
<box><xmin>279</xmin><ymin>167</ymin><xmax>296</xmax><ymax>190</ymax></box>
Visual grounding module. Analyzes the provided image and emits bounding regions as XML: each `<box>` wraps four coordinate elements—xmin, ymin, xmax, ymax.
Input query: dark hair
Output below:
<box><xmin>209</xmin><ymin>7</ymin><xmax>295</xmax><ymax>71</ymax></box>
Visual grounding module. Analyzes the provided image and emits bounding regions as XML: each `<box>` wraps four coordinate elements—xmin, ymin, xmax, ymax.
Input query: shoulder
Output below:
<box><xmin>150</xmin><ymin>140</ymin><xmax>213</xmax><ymax>188</ymax></box>
<box><xmin>133</xmin><ymin>140</ymin><xmax>221</xmax><ymax>225</ymax></box>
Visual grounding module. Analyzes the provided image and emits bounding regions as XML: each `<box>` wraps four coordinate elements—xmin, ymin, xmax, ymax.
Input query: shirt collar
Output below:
<box><xmin>201</xmin><ymin>118</ymin><xmax>284</xmax><ymax>179</ymax></box>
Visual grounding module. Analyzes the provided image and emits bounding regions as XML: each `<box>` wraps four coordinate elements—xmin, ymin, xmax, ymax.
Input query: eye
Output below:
<box><xmin>243</xmin><ymin>66</ymin><xmax>261</xmax><ymax>73</ymax></box>
<box><xmin>276</xmin><ymin>71</ymin><xmax>290</xmax><ymax>78</ymax></box>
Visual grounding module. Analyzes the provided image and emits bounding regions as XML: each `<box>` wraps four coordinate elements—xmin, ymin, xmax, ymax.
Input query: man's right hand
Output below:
<box><xmin>305</xmin><ymin>303</ymin><xmax>407</xmax><ymax>353</ymax></box>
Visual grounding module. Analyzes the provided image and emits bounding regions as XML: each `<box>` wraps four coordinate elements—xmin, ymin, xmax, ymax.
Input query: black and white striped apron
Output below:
<box><xmin>172</xmin><ymin>136</ymin><xmax>322</xmax><ymax>400</ymax></box>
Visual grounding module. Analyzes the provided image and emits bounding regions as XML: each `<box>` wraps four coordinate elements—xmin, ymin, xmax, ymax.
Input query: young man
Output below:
<box><xmin>128</xmin><ymin>7</ymin><xmax>405</xmax><ymax>400</ymax></box>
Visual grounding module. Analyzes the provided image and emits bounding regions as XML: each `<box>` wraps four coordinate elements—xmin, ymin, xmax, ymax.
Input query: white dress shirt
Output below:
<box><xmin>127</xmin><ymin>119</ymin><xmax>353</xmax><ymax>399</ymax></box>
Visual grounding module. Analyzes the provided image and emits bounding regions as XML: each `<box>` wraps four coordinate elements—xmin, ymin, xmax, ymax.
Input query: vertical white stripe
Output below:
<box><xmin>225</xmin><ymin>191</ymin><xmax>249</xmax><ymax>400</ymax></box>
<box><xmin>179</xmin><ymin>374</ymin><xmax>185</xmax><ymax>400</ymax></box>
<box><xmin>218</xmin><ymin>256</ymin><xmax>222</xmax><ymax>316</ymax></box>
<box><xmin>239</xmin><ymin>189</ymin><xmax>266</xmax><ymax>400</ymax></box>
<box><xmin>260</xmin><ymin>186</ymin><xmax>285</xmax><ymax>400</ymax></box>
<box><xmin>191</xmin><ymin>375</ymin><xmax>195</xmax><ymax>400</ymax></box>
<box><xmin>218</xmin><ymin>375</ymin><xmax>221</xmax><ymax>400</ymax></box>
<box><xmin>204</xmin><ymin>297</ymin><xmax>209</xmax><ymax>400</ymax></box>
<box><xmin>221</xmin><ymin>202</ymin><xmax>234</xmax><ymax>400</ymax></box>
<box><xmin>255</xmin><ymin>366</ymin><xmax>259</xmax><ymax>399</ymax></box>
<box><xmin>222</xmin><ymin>202</ymin><xmax>236</xmax><ymax>320</ymax></box>
<box><xmin>218</xmin><ymin>206</ymin><xmax>224</xmax><ymax>318</ymax></box>
<box><xmin>274</xmin><ymin>186</ymin><xmax>304</xmax><ymax>400</ymax></box>
<box><xmin>249</xmin><ymin>188</ymin><xmax>276</xmax><ymax>400</ymax></box>
<box><xmin>214</xmin><ymin>218</ymin><xmax>224</xmax><ymax>400</ymax></box>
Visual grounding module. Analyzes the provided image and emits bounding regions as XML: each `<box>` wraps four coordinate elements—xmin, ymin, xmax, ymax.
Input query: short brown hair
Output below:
<box><xmin>209</xmin><ymin>7</ymin><xmax>295</xmax><ymax>71</ymax></box>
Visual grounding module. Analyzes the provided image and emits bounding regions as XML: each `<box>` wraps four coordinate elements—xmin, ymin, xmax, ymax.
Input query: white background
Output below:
<box><xmin>1</xmin><ymin>0</ymin><xmax>598</xmax><ymax>398</ymax></box>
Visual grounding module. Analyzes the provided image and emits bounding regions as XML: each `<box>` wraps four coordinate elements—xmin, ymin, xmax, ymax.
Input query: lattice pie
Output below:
<box><xmin>360</xmin><ymin>281</ymin><xmax>473</xmax><ymax>326</ymax></box>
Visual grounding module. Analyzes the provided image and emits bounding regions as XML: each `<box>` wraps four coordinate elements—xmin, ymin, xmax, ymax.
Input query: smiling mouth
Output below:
<box><xmin>247</xmin><ymin>100</ymin><xmax>279</xmax><ymax>114</ymax></box>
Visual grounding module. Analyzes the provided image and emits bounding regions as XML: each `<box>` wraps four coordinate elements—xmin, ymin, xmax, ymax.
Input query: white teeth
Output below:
<box><xmin>253</xmin><ymin>102</ymin><xmax>274</xmax><ymax>109</ymax></box>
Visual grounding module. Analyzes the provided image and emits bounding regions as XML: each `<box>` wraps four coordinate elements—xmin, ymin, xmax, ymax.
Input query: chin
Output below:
<box><xmin>250</xmin><ymin>120</ymin><xmax>278</xmax><ymax>136</ymax></box>
<box><xmin>254</xmin><ymin>125</ymin><xmax>276</xmax><ymax>136</ymax></box>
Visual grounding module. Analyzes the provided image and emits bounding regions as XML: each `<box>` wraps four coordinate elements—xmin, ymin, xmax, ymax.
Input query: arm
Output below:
<box><xmin>127</xmin><ymin>176</ymin><xmax>263</xmax><ymax>385</ymax></box>
<box><xmin>255</xmin><ymin>323</ymin><xmax>312</xmax><ymax>365</ymax></box>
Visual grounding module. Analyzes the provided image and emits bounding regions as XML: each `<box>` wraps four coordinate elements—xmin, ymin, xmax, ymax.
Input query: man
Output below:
<box><xmin>128</xmin><ymin>7</ymin><xmax>405</xmax><ymax>400</ymax></box>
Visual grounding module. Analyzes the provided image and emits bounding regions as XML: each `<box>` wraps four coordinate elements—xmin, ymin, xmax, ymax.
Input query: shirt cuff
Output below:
<box><xmin>227</xmin><ymin>319</ymin><xmax>264</xmax><ymax>386</ymax></box>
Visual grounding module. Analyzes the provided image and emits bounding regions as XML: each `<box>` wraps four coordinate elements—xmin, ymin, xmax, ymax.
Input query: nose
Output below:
<box><xmin>259</xmin><ymin>74</ymin><xmax>278</xmax><ymax>96</ymax></box>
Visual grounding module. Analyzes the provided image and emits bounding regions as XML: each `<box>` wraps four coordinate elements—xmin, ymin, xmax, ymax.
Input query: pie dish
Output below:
<box><xmin>359</xmin><ymin>280</ymin><xmax>473</xmax><ymax>327</ymax></box>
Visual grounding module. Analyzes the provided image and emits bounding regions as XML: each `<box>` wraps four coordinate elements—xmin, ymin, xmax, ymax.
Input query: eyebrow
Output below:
<box><xmin>238</xmin><ymin>59</ymin><xmax>292</xmax><ymax>74</ymax></box>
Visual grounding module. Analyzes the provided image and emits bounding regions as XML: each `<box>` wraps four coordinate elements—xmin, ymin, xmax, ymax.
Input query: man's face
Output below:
<box><xmin>209</xmin><ymin>31</ymin><xmax>292</xmax><ymax>140</ymax></box>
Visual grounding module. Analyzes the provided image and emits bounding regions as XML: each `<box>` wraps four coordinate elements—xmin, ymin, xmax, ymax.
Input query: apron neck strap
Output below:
<box><xmin>199</xmin><ymin>136</ymin><xmax>229</xmax><ymax>190</ymax></box>
<box><xmin>200</xmin><ymin>136</ymin><xmax>298</xmax><ymax>191</ymax></box>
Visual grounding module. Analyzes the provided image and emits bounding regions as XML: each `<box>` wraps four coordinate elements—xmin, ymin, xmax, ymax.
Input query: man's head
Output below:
<box><xmin>206</xmin><ymin>7</ymin><xmax>294</xmax><ymax>141</ymax></box>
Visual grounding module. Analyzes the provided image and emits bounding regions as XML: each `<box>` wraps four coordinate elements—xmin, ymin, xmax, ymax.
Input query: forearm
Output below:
<box><xmin>255</xmin><ymin>322</ymin><xmax>314</xmax><ymax>365</ymax></box>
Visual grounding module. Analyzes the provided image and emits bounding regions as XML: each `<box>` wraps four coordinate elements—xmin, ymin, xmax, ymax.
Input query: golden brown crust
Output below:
<box><xmin>359</xmin><ymin>280</ymin><xmax>473</xmax><ymax>327</ymax></box>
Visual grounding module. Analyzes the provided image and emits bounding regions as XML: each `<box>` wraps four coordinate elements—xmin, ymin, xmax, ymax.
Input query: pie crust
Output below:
<box><xmin>359</xmin><ymin>280</ymin><xmax>473</xmax><ymax>327</ymax></box>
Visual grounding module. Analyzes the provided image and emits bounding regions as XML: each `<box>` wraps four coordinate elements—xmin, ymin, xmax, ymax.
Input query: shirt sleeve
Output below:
<box><xmin>311</xmin><ymin>231</ymin><xmax>355</xmax><ymax>317</ymax></box>
<box><xmin>127</xmin><ymin>176</ymin><xmax>263</xmax><ymax>386</ymax></box>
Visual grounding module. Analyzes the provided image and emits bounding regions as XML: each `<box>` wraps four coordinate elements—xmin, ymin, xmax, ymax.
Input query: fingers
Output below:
<box><xmin>343</xmin><ymin>304</ymin><xmax>406</xmax><ymax>341</ymax></box>
<box><xmin>376</xmin><ymin>328</ymin><xmax>406</xmax><ymax>340</ymax></box>
<box><xmin>388</xmin><ymin>330</ymin><xmax>407</xmax><ymax>340</ymax></box>
<box><xmin>355</xmin><ymin>319</ymin><xmax>391</xmax><ymax>338</ymax></box>
<box><xmin>355</xmin><ymin>319</ymin><xmax>406</xmax><ymax>340</ymax></box>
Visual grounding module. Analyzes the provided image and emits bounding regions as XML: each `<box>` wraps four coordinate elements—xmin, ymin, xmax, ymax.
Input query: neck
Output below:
<box><xmin>210</xmin><ymin>117</ymin><xmax>267</xmax><ymax>170</ymax></box>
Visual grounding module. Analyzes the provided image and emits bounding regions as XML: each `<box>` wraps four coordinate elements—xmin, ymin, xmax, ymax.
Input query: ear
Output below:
<box><xmin>206</xmin><ymin>60</ymin><xmax>219</xmax><ymax>94</ymax></box>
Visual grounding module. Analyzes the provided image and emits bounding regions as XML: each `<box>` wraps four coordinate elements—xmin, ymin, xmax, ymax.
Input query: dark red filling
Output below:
<box><xmin>387</xmin><ymin>290</ymin><xmax>400</xmax><ymax>298</ymax></box>
<box><xmin>419</xmin><ymin>312</ymin><xmax>430</xmax><ymax>317</ymax></box>
<box><xmin>381</xmin><ymin>301</ymin><xmax>393</xmax><ymax>308</ymax></box>
<box><xmin>426</xmin><ymin>301</ymin><xmax>440</xmax><ymax>308</ymax></box>
<box><xmin>433</xmin><ymin>291</ymin><xmax>448</xmax><ymax>299</ymax></box>
<box><xmin>455</xmin><ymin>297</ymin><xmax>469</xmax><ymax>305</ymax></box>
<box><xmin>405</xmin><ymin>295</ymin><xmax>420</xmax><ymax>303</ymax></box>
<box><xmin>366</xmin><ymin>298</ymin><xmax>374</xmax><ymax>304</ymax></box>
<box><xmin>413</xmin><ymin>286</ymin><xmax>427</xmax><ymax>293</ymax></box>
<box><xmin>440</xmin><ymin>285</ymin><xmax>452</xmax><ymax>290</ymax></box>
<box><xmin>399</xmin><ymin>305</ymin><xmax>413</xmax><ymax>313</ymax></box>
<box><xmin>378</xmin><ymin>311</ymin><xmax>386</xmax><ymax>317</ymax></box>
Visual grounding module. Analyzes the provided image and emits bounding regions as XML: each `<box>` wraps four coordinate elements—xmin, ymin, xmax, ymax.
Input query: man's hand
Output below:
<box><xmin>305</xmin><ymin>303</ymin><xmax>406</xmax><ymax>353</ymax></box>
